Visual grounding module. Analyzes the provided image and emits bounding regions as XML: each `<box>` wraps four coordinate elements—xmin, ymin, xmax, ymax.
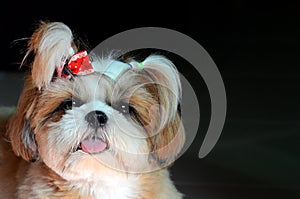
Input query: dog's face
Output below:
<box><xmin>7</xmin><ymin>22</ymin><xmax>185</xmax><ymax>182</ymax></box>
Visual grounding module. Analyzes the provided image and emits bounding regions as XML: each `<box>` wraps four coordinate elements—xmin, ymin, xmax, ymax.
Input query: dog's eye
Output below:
<box><xmin>114</xmin><ymin>102</ymin><xmax>135</xmax><ymax>115</ymax></box>
<box><xmin>61</xmin><ymin>99</ymin><xmax>73</xmax><ymax>110</ymax></box>
<box><xmin>60</xmin><ymin>98</ymin><xmax>82</xmax><ymax>110</ymax></box>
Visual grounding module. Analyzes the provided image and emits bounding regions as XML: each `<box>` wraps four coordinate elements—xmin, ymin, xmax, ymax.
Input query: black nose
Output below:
<box><xmin>85</xmin><ymin>111</ymin><xmax>108</xmax><ymax>127</ymax></box>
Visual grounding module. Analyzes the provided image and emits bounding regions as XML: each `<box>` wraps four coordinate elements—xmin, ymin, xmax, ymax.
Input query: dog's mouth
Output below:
<box><xmin>76</xmin><ymin>137</ymin><xmax>109</xmax><ymax>154</ymax></box>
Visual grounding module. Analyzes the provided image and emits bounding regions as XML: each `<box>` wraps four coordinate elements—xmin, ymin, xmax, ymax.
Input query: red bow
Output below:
<box><xmin>57</xmin><ymin>50</ymin><xmax>94</xmax><ymax>78</ymax></box>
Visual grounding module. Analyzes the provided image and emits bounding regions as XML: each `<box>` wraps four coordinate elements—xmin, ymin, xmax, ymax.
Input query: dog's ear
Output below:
<box><xmin>149</xmin><ymin>113</ymin><xmax>185</xmax><ymax>167</ymax></box>
<box><xmin>6</xmin><ymin>79</ymin><xmax>39</xmax><ymax>162</ymax></box>
<box><xmin>20</xmin><ymin>119</ymin><xmax>39</xmax><ymax>162</ymax></box>
<box><xmin>24</xmin><ymin>21</ymin><xmax>74</xmax><ymax>89</ymax></box>
<box><xmin>7</xmin><ymin>118</ymin><xmax>38</xmax><ymax>162</ymax></box>
<box><xmin>133</xmin><ymin>55</ymin><xmax>186</xmax><ymax>166</ymax></box>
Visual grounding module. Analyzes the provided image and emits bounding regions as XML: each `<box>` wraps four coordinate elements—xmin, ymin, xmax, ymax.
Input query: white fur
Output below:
<box><xmin>2</xmin><ymin>22</ymin><xmax>184</xmax><ymax>199</ymax></box>
<box><xmin>93</xmin><ymin>60</ymin><xmax>132</xmax><ymax>80</ymax></box>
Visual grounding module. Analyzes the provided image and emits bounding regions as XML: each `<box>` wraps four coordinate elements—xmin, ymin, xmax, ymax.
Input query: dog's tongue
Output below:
<box><xmin>81</xmin><ymin>139</ymin><xmax>107</xmax><ymax>153</ymax></box>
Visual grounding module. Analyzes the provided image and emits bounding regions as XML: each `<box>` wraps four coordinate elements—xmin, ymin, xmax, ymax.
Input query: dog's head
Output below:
<box><xmin>7</xmin><ymin>22</ymin><xmax>185</xmax><ymax>180</ymax></box>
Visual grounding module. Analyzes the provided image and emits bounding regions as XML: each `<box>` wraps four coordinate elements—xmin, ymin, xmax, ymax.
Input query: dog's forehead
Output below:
<box><xmin>56</xmin><ymin>70</ymin><xmax>148</xmax><ymax>103</ymax></box>
<box><xmin>70</xmin><ymin>73</ymin><xmax>112</xmax><ymax>99</ymax></box>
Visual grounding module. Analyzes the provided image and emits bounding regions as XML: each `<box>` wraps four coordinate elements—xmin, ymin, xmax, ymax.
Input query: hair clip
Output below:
<box><xmin>138</xmin><ymin>62</ymin><xmax>144</xmax><ymax>69</ymax></box>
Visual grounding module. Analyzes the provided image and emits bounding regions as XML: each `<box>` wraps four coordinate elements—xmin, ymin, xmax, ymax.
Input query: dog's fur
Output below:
<box><xmin>0</xmin><ymin>22</ymin><xmax>185</xmax><ymax>199</ymax></box>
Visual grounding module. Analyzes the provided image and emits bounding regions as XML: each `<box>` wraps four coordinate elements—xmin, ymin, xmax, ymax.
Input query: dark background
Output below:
<box><xmin>1</xmin><ymin>1</ymin><xmax>300</xmax><ymax>198</ymax></box>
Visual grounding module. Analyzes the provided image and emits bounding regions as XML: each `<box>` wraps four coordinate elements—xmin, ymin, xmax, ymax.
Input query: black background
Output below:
<box><xmin>1</xmin><ymin>1</ymin><xmax>300</xmax><ymax>198</ymax></box>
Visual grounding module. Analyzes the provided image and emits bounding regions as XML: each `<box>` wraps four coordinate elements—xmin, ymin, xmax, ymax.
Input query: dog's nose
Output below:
<box><xmin>85</xmin><ymin>110</ymin><xmax>108</xmax><ymax>127</ymax></box>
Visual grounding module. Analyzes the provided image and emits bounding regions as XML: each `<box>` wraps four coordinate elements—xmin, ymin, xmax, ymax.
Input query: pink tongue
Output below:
<box><xmin>81</xmin><ymin>139</ymin><xmax>107</xmax><ymax>153</ymax></box>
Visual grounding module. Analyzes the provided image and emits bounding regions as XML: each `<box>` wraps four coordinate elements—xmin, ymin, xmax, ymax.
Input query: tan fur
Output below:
<box><xmin>24</xmin><ymin>21</ymin><xmax>74</xmax><ymax>89</ymax></box>
<box><xmin>0</xmin><ymin>22</ymin><xmax>185</xmax><ymax>198</ymax></box>
<box><xmin>6</xmin><ymin>77</ymin><xmax>39</xmax><ymax>161</ymax></box>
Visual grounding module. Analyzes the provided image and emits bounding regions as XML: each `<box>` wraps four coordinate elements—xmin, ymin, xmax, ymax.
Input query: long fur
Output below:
<box><xmin>24</xmin><ymin>21</ymin><xmax>74</xmax><ymax>89</ymax></box>
<box><xmin>0</xmin><ymin>21</ymin><xmax>185</xmax><ymax>199</ymax></box>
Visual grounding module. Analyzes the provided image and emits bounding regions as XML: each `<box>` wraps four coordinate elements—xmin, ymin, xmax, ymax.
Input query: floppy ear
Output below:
<box><xmin>7</xmin><ymin>117</ymin><xmax>39</xmax><ymax>162</ymax></box>
<box><xmin>133</xmin><ymin>55</ymin><xmax>185</xmax><ymax>166</ymax></box>
<box><xmin>6</xmin><ymin>79</ymin><xmax>39</xmax><ymax>162</ymax></box>
<box><xmin>24</xmin><ymin>21</ymin><xmax>74</xmax><ymax>89</ymax></box>
<box><xmin>150</xmin><ymin>113</ymin><xmax>185</xmax><ymax>166</ymax></box>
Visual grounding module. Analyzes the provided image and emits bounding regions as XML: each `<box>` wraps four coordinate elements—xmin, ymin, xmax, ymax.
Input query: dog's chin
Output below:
<box><xmin>54</xmin><ymin>148</ymin><xmax>151</xmax><ymax>182</ymax></box>
<box><xmin>40</xmin><ymin>126</ymin><xmax>152</xmax><ymax>182</ymax></box>
<box><xmin>58</xmin><ymin>150</ymin><xmax>118</xmax><ymax>182</ymax></box>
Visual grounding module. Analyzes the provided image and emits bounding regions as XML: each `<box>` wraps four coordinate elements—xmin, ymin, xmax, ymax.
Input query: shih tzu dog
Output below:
<box><xmin>0</xmin><ymin>22</ymin><xmax>185</xmax><ymax>198</ymax></box>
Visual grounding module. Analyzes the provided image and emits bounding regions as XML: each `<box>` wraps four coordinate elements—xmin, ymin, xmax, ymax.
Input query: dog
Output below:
<box><xmin>0</xmin><ymin>21</ymin><xmax>185</xmax><ymax>198</ymax></box>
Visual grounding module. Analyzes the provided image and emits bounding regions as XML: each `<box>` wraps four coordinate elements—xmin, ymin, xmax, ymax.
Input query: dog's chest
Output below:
<box><xmin>73</xmin><ymin>179</ymin><xmax>141</xmax><ymax>199</ymax></box>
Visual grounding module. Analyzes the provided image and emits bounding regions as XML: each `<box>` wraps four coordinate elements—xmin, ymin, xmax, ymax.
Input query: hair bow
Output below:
<box><xmin>57</xmin><ymin>50</ymin><xmax>94</xmax><ymax>79</ymax></box>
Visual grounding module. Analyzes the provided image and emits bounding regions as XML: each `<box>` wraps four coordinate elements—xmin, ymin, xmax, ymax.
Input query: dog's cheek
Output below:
<box><xmin>35</xmin><ymin>125</ymin><xmax>71</xmax><ymax>169</ymax></box>
<box><xmin>35</xmin><ymin>127</ymin><xmax>57</xmax><ymax>163</ymax></box>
